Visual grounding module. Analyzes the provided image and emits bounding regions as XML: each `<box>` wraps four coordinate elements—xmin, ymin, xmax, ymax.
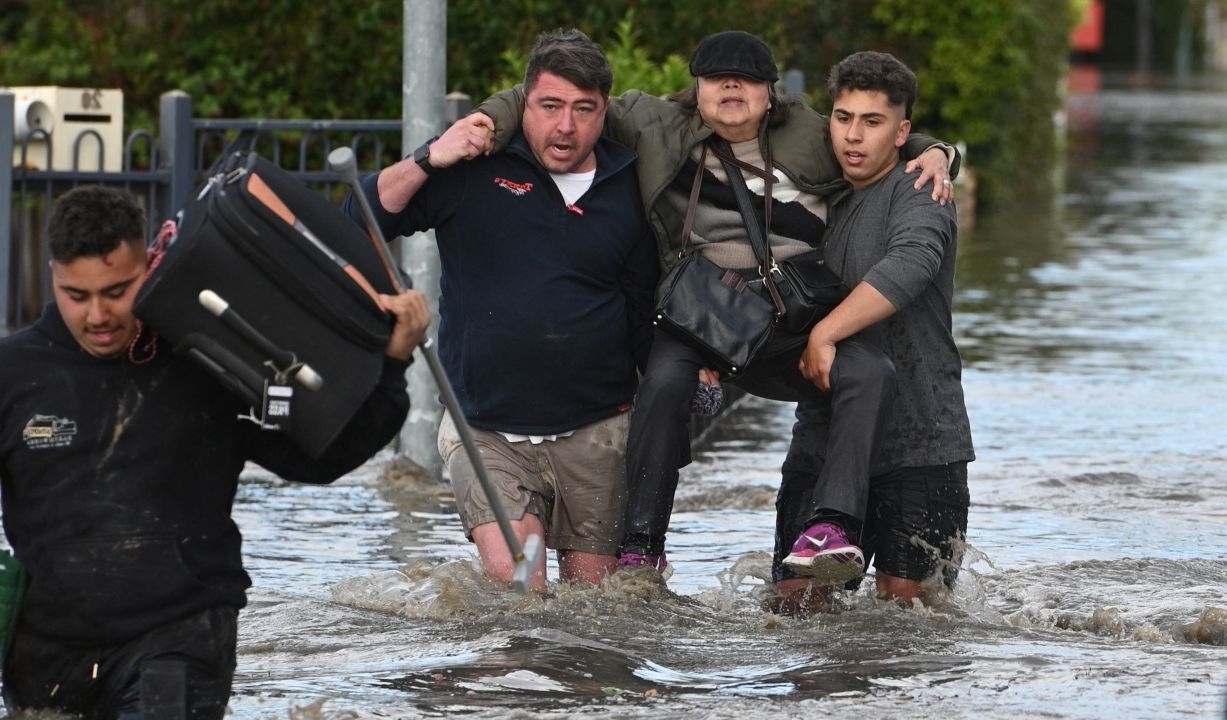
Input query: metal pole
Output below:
<box><xmin>1136</xmin><ymin>0</ymin><xmax>1153</xmax><ymax>79</ymax></box>
<box><xmin>329</xmin><ymin>146</ymin><xmax>541</xmax><ymax>593</ymax></box>
<box><xmin>0</xmin><ymin>91</ymin><xmax>13</xmax><ymax>329</ymax></box>
<box><xmin>399</xmin><ymin>0</ymin><xmax>447</xmax><ymax>478</ymax></box>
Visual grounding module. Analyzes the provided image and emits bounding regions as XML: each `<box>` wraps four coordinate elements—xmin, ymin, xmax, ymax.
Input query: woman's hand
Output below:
<box><xmin>904</xmin><ymin>146</ymin><xmax>954</xmax><ymax>205</ymax></box>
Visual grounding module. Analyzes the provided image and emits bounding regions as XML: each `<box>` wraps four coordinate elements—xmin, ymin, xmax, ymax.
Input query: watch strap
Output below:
<box><xmin>413</xmin><ymin>135</ymin><xmax>440</xmax><ymax>174</ymax></box>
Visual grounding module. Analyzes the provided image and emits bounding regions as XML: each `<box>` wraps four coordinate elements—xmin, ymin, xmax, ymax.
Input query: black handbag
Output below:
<box><xmin>711</xmin><ymin>141</ymin><xmax>849</xmax><ymax>339</ymax></box>
<box><xmin>654</xmin><ymin>251</ymin><xmax>777</xmax><ymax>377</ymax></box>
<box><xmin>773</xmin><ymin>250</ymin><xmax>848</xmax><ymax>335</ymax></box>
<box><xmin>653</xmin><ymin>144</ymin><xmax>778</xmax><ymax>377</ymax></box>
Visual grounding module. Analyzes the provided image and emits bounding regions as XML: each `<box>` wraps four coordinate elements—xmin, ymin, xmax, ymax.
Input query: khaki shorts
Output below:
<box><xmin>438</xmin><ymin>411</ymin><xmax>629</xmax><ymax>555</ymax></box>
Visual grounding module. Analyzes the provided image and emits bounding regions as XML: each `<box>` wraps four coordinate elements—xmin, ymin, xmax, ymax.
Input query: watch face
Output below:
<box><xmin>415</xmin><ymin>140</ymin><xmax>433</xmax><ymax>171</ymax></box>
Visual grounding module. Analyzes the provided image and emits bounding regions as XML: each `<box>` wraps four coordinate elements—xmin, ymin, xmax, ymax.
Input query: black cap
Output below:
<box><xmin>688</xmin><ymin>31</ymin><xmax>779</xmax><ymax>83</ymax></box>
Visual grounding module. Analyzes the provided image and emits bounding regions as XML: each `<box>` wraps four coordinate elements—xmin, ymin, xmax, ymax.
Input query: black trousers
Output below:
<box><xmin>621</xmin><ymin>329</ymin><xmax>895</xmax><ymax>556</ymax></box>
<box><xmin>3</xmin><ymin>605</ymin><xmax>238</xmax><ymax>720</ymax></box>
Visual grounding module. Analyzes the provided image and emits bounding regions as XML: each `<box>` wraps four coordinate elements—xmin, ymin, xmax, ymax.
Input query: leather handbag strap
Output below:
<box><xmin>710</xmin><ymin>138</ymin><xmax>785</xmax><ymax>315</ymax></box>
<box><xmin>678</xmin><ymin>144</ymin><xmax>709</xmax><ymax>254</ymax></box>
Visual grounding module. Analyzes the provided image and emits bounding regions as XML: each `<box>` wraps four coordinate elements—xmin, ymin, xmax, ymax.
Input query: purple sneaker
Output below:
<box><xmin>617</xmin><ymin>552</ymin><xmax>673</xmax><ymax>580</ymax></box>
<box><xmin>782</xmin><ymin>522</ymin><xmax>864</xmax><ymax>584</ymax></box>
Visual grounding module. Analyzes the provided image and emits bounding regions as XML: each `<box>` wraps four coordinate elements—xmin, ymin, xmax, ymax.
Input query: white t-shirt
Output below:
<box><xmin>550</xmin><ymin>169</ymin><xmax>595</xmax><ymax>206</ymax></box>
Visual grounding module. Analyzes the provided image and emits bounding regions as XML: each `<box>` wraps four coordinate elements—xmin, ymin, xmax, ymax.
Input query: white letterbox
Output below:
<box><xmin>9</xmin><ymin>86</ymin><xmax>124</xmax><ymax>172</ymax></box>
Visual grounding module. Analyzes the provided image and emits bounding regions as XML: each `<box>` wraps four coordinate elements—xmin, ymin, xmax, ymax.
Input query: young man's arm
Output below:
<box><xmin>246</xmin><ymin>289</ymin><xmax>430</xmax><ymax>484</ymax></box>
<box><xmin>799</xmin><ymin>282</ymin><xmax>897</xmax><ymax>392</ymax></box>
<box><xmin>800</xmin><ymin>179</ymin><xmax>957</xmax><ymax>391</ymax></box>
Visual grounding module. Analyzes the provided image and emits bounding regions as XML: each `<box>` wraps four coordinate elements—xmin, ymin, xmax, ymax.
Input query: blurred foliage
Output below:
<box><xmin>446</xmin><ymin>0</ymin><xmax>797</xmax><ymax>97</ymax></box>
<box><xmin>870</xmin><ymin>0</ymin><xmax>1081</xmax><ymax>209</ymax></box>
<box><xmin>0</xmin><ymin>1</ymin><xmax>404</xmax><ymax>125</ymax></box>
<box><xmin>2</xmin><ymin>0</ymin><xmax>1080</xmax><ymax>211</ymax></box>
<box><xmin>485</xmin><ymin>11</ymin><xmax>694</xmax><ymax>97</ymax></box>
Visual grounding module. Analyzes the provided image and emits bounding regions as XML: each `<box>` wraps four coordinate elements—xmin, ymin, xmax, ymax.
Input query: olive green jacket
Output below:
<box><xmin>477</xmin><ymin>87</ymin><xmax>956</xmax><ymax>272</ymax></box>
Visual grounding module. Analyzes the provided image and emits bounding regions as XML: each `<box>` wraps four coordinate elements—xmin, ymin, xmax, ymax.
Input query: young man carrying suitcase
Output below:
<box><xmin>0</xmin><ymin>185</ymin><xmax>430</xmax><ymax>718</ymax></box>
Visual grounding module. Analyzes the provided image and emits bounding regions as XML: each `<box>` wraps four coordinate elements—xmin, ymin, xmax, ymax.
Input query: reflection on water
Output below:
<box><xmin>16</xmin><ymin>79</ymin><xmax>1227</xmax><ymax>720</ymax></box>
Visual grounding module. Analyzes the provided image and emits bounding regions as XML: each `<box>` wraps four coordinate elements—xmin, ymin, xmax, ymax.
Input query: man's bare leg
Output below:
<box><xmin>559</xmin><ymin>551</ymin><xmax>617</xmax><ymax>584</ymax></box>
<box><xmin>876</xmin><ymin>572</ymin><xmax>923</xmax><ymax>605</ymax></box>
<box><xmin>772</xmin><ymin>578</ymin><xmax>835</xmax><ymax>615</ymax></box>
<box><xmin>471</xmin><ymin>515</ymin><xmax>548</xmax><ymax>591</ymax></box>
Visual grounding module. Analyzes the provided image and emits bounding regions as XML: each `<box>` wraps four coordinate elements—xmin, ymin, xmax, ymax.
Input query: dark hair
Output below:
<box><xmin>523</xmin><ymin>28</ymin><xmax>613</xmax><ymax>97</ymax></box>
<box><xmin>826</xmin><ymin>51</ymin><xmax>918</xmax><ymax>119</ymax></box>
<box><xmin>667</xmin><ymin>81</ymin><xmax>797</xmax><ymax>129</ymax></box>
<box><xmin>47</xmin><ymin>185</ymin><xmax>146</xmax><ymax>263</ymax></box>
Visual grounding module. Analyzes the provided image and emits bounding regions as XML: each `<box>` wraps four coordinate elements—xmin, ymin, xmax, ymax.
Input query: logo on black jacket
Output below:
<box><xmin>22</xmin><ymin>414</ymin><xmax>78</xmax><ymax>449</ymax></box>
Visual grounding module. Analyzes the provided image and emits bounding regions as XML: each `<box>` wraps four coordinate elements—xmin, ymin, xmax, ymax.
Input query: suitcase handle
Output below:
<box><xmin>177</xmin><ymin>336</ymin><xmax>265</xmax><ymax>409</ymax></box>
<box><xmin>198</xmin><ymin>290</ymin><xmax>323</xmax><ymax>390</ymax></box>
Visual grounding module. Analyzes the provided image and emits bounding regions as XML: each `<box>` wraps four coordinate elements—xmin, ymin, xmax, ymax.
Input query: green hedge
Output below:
<box><xmin>2</xmin><ymin>0</ymin><xmax>1077</xmax><ymax>211</ymax></box>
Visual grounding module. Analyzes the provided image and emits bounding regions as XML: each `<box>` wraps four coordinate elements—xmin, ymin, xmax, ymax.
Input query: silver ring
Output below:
<box><xmin>942</xmin><ymin>178</ymin><xmax>952</xmax><ymax>186</ymax></box>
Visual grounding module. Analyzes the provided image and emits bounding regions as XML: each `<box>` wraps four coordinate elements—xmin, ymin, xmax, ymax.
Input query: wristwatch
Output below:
<box><xmin>413</xmin><ymin>135</ymin><xmax>440</xmax><ymax>175</ymax></box>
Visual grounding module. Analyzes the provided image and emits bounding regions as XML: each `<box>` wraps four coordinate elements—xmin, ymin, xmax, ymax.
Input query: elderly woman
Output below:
<box><xmin>477</xmin><ymin>30</ymin><xmax>956</xmax><ymax>592</ymax></box>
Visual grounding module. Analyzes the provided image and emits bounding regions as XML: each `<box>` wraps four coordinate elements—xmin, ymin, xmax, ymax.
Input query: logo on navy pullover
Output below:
<box><xmin>493</xmin><ymin>177</ymin><xmax>533</xmax><ymax>196</ymax></box>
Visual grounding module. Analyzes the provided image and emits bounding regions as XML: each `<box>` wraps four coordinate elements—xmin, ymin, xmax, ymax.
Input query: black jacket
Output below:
<box><xmin>0</xmin><ymin>304</ymin><xmax>410</xmax><ymax>646</ymax></box>
<box><xmin>347</xmin><ymin>133</ymin><xmax>658</xmax><ymax>435</ymax></box>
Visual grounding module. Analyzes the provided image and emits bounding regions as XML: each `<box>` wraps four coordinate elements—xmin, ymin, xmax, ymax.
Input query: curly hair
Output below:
<box><xmin>47</xmin><ymin>185</ymin><xmax>146</xmax><ymax>263</ymax></box>
<box><xmin>826</xmin><ymin>51</ymin><xmax>918</xmax><ymax>120</ymax></box>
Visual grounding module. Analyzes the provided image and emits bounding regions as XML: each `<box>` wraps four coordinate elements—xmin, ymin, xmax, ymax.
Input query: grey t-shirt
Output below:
<box><xmin>822</xmin><ymin>162</ymin><xmax>974</xmax><ymax>469</ymax></box>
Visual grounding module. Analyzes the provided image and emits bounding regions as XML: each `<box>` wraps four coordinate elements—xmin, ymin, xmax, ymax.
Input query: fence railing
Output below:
<box><xmin>2</xmin><ymin>89</ymin><xmax>471</xmax><ymax>331</ymax></box>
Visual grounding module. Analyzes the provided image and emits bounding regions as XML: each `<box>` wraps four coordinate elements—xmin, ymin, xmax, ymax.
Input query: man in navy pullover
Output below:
<box><xmin>344</xmin><ymin>28</ymin><xmax>657</xmax><ymax>590</ymax></box>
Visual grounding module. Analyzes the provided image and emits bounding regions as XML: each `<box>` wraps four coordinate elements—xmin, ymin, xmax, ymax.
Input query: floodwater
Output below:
<box><xmin>12</xmin><ymin>78</ymin><xmax>1227</xmax><ymax>718</ymax></box>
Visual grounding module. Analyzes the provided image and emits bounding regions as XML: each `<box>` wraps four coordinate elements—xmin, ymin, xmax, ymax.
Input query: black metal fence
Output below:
<box><xmin>2</xmin><ymin>89</ymin><xmax>470</xmax><ymax>332</ymax></box>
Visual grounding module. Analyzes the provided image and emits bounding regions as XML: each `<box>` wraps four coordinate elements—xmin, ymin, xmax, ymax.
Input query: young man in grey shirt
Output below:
<box><xmin>775</xmin><ymin>50</ymin><xmax>974</xmax><ymax>612</ymax></box>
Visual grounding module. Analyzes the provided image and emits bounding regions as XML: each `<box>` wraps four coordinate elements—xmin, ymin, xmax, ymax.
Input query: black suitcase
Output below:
<box><xmin>133</xmin><ymin>151</ymin><xmax>396</xmax><ymax>456</ymax></box>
